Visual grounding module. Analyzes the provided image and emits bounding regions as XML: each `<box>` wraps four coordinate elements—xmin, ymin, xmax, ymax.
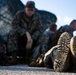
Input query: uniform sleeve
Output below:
<box><xmin>12</xmin><ymin>12</ymin><xmax>27</xmax><ymax>36</ymax></box>
<box><xmin>32</xmin><ymin>14</ymin><xmax>43</xmax><ymax>40</ymax></box>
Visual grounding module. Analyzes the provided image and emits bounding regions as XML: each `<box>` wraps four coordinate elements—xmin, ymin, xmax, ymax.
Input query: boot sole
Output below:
<box><xmin>70</xmin><ymin>36</ymin><xmax>76</xmax><ymax>57</ymax></box>
<box><xmin>54</xmin><ymin>32</ymin><xmax>71</xmax><ymax>72</ymax></box>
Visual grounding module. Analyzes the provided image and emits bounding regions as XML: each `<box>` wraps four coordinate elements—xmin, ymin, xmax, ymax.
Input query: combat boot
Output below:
<box><xmin>54</xmin><ymin>32</ymin><xmax>71</xmax><ymax>72</ymax></box>
<box><xmin>29</xmin><ymin>54</ymin><xmax>44</xmax><ymax>67</ymax></box>
<box><xmin>70</xmin><ymin>36</ymin><xmax>76</xmax><ymax>67</ymax></box>
<box><xmin>9</xmin><ymin>51</ymin><xmax>17</xmax><ymax>65</ymax></box>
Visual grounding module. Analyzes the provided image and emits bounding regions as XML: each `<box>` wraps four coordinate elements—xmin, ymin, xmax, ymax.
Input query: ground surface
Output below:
<box><xmin>0</xmin><ymin>65</ymin><xmax>76</xmax><ymax>75</ymax></box>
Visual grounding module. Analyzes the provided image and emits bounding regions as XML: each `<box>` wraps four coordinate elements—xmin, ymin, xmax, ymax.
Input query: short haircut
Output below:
<box><xmin>51</xmin><ymin>24</ymin><xmax>57</xmax><ymax>28</ymax></box>
<box><xmin>70</xmin><ymin>20</ymin><xmax>76</xmax><ymax>25</ymax></box>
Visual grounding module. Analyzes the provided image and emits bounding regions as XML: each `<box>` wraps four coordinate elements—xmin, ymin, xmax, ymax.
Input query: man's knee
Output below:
<box><xmin>8</xmin><ymin>30</ymin><xmax>17</xmax><ymax>38</ymax></box>
<box><xmin>7</xmin><ymin>30</ymin><xmax>18</xmax><ymax>53</ymax></box>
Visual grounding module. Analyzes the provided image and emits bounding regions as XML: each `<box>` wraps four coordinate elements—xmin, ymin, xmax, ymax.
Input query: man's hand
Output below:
<box><xmin>25</xmin><ymin>32</ymin><xmax>33</xmax><ymax>49</ymax></box>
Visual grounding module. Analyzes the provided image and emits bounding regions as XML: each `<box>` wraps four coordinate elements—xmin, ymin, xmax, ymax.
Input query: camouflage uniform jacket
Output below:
<box><xmin>60</xmin><ymin>25</ymin><xmax>74</xmax><ymax>36</ymax></box>
<box><xmin>38</xmin><ymin>28</ymin><xmax>54</xmax><ymax>53</ymax></box>
<box><xmin>12</xmin><ymin>10</ymin><xmax>42</xmax><ymax>40</ymax></box>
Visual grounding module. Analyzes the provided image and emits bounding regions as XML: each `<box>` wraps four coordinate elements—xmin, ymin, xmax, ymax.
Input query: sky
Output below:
<box><xmin>21</xmin><ymin>0</ymin><xmax>76</xmax><ymax>35</ymax></box>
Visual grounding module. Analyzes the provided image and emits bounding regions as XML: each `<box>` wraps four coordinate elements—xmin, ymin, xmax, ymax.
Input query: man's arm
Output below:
<box><xmin>12</xmin><ymin>11</ymin><xmax>27</xmax><ymax>36</ymax></box>
<box><xmin>31</xmin><ymin>14</ymin><xmax>43</xmax><ymax>40</ymax></box>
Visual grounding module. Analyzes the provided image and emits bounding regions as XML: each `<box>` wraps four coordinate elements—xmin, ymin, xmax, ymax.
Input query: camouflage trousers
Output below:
<box><xmin>7</xmin><ymin>30</ymin><xmax>38</xmax><ymax>60</ymax></box>
<box><xmin>7</xmin><ymin>30</ymin><xmax>28</xmax><ymax>55</ymax></box>
<box><xmin>32</xmin><ymin>44</ymin><xmax>50</xmax><ymax>61</ymax></box>
<box><xmin>0</xmin><ymin>35</ymin><xmax>8</xmax><ymax>65</ymax></box>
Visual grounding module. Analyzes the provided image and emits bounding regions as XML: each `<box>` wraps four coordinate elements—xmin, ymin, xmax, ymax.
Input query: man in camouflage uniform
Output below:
<box><xmin>7</xmin><ymin>1</ymin><xmax>42</xmax><ymax>64</ymax></box>
<box><xmin>30</xmin><ymin>22</ymin><xmax>57</xmax><ymax>67</ymax></box>
<box><xmin>44</xmin><ymin>20</ymin><xmax>76</xmax><ymax>72</ymax></box>
<box><xmin>29</xmin><ymin>20</ymin><xmax>76</xmax><ymax>72</ymax></box>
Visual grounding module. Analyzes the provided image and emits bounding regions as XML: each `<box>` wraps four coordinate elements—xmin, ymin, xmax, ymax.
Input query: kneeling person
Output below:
<box><xmin>7</xmin><ymin>1</ymin><xmax>42</xmax><ymax>65</ymax></box>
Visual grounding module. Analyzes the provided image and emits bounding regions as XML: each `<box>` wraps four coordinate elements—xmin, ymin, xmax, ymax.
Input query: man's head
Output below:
<box><xmin>24</xmin><ymin>1</ymin><xmax>35</xmax><ymax>17</ymax></box>
<box><xmin>47</xmin><ymin>21</ymin><xmax>57</xmax><ymax>32</ymax></box>
<box><xmin>70</xmin><ymin>20</ymin><xmax>76</xmax><ymax>30</ymax></box>
<box><xmin>50</xmin><ymin>24</ymin><xmax>57</xmax><ymax>32</ymax></box>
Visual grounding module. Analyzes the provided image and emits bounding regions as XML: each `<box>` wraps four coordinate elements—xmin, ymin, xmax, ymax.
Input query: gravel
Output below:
<box><xmin>0</xmin><ymin>65</ymin><xmax>75</xmax><ymax>75</ymax></box>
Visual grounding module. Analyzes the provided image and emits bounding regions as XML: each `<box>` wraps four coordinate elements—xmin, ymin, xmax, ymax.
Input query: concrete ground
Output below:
<box><xmin>0</xmin><ymin>65</ymin><xmax>76</xmax><ymax>75</ymax></box>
